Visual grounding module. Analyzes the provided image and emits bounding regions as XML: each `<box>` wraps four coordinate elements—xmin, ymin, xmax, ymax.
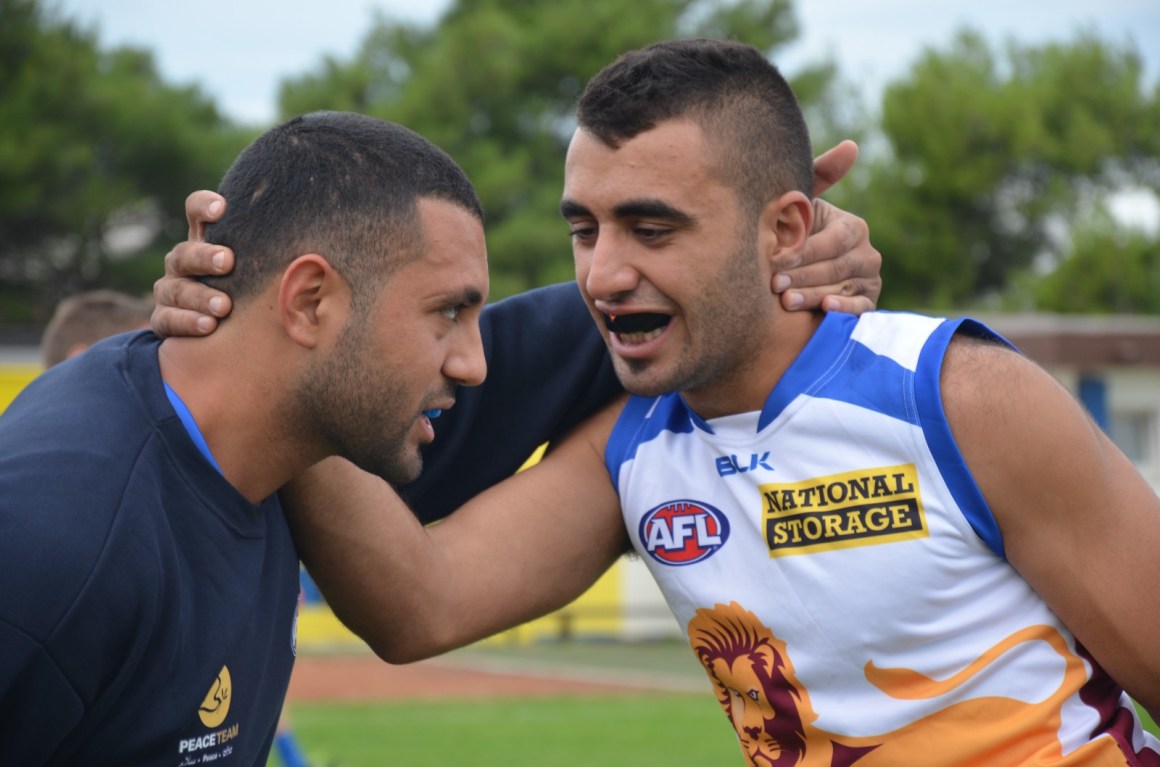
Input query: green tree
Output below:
<box><xmin>0</xmin><ymin>0</ymin><xmax>249</xmax><ymax>321</ymax></box>
<box><xmin>834</xmin><ymin>29</ymin><xmax>1160</xmax><ymax>310</ymax></box>
<box><xmin>1024</xmin><ymin>208</ymin><xmax>1160</xmax><ymax>314</ymax></box>
<box><xmin>278</xmin><ymin>0</ymin><xmax>851</xmax><ymax>298</ymax></box>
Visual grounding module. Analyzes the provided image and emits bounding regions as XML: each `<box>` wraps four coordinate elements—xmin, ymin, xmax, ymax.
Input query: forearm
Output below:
<box><xmin>284</xmin><ymin>456</ymin><xmax>620</xmax><ymax>663</ymax></box>
<box><xmin>284</xmin><ymin>458</ymin><xmax>471</xmax><ymax>662</ymax></box>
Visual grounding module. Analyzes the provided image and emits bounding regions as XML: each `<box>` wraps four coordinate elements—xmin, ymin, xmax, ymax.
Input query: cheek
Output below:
<box><xmin>573</xmin><ymin>254</ymin><xmax>590</xmax><ymax>287</ymax></box>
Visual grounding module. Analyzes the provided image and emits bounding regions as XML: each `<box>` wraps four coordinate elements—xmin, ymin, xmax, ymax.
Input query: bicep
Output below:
<box><xmin>943</xmin><ymin>337</ymin><xmax>1160</xmax><ymax>710</ymax></box>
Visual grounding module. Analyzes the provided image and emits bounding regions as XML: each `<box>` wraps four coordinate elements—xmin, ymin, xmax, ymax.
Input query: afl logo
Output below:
<box><xmin>639</xmin><ymin>499</ymin><xmax>730</xmax><ymax>566</ymax></box>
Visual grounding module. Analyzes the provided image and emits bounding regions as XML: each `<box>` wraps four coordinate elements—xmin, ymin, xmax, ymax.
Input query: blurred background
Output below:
<box><xmin>3</xmin><ymin>0</ymin><xmax>1157</xmax><ymax>320</ymax></box>
<box><xmin>1</xmin><ymin>1</ymin><xmax>1158</xmax><ymax>762</ymax></box>
<box><xmin>4</xmin><ymin>0</ymin><xmax>1159</xmax><ymax>480</ymax></box>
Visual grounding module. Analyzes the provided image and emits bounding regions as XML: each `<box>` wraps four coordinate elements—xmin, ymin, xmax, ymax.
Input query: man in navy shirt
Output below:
<box><xmin>0</xmin><ymin>111</ymin><xmax>489</xmax><ymax>766</ymax></box>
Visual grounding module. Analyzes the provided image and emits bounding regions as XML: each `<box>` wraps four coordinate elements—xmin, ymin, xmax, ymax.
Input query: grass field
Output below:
<box><xmin>275</xmin><ymin>641</ymin><xmax>739</xmax><ymax>766</ymax></box>
<box><xmin>272</xmin><ymin>641</ymin><xmax>1160</xmax><ymax>766</ymax></box>
<box><xmin>283</xmin><ymin>693</ymin><xmax>738</xmax><ymax>766</ymax></box>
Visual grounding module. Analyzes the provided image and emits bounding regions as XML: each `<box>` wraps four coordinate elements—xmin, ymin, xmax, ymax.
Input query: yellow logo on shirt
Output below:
<box><xmin>760</xmin><ymin>464</ymin><xmax>928</xmax><ymax>557</ymax></box>
<box><xmin>198</xmin><ymin>665</ymin><xmax>232</xmax><ymax>727</ymax></box>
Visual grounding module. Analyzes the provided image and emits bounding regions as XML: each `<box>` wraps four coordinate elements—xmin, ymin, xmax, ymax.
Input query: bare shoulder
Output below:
<box><xmin>939</xmin><ymin>327</ymin><xmax>1156</xmax><ymax>549</ymax></box>
<box><xmin>939</xmin><ymin>332</ymin><xmax>1081</xmax><ymax>446</ymax></box>
<box><xmin>938</xmin><ymin>331</ymin><xmax>1109</xmax><ymax>533</ymax></box>
<box><xmin>940</xmin><ymin>331</ymin><xmax>1046</xmax><ymax>403</ymax></box>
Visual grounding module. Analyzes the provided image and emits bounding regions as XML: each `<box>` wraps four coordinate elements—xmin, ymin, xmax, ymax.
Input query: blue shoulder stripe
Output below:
<box><xmin>605</xmin><ymin>394</ymin><xmax>694</xmax><ymax>488</ymax></box>
<box><xmin>915</xmin><ymin>319</ymin><xmax>1011</xmax><ymax>557</ymax></box>
<box><xmin>760</xmin><ymin>312</ymin><xmax>859</xmax><ymax>430</ymax></box>
<box><xmin>775</xmin><ymin>312</ymin><xmax>915</xmax><ymax>427</ymax></box>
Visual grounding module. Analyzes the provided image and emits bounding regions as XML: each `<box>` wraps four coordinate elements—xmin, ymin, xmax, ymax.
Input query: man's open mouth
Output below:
<box><xmin>603</xmin><ymin>312</ymin><xmax>671</xmax><ymax>343</ymax></box>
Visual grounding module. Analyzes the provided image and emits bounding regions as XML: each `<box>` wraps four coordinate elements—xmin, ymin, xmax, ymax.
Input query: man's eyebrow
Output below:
<box><xmin>559</xmin><ymin>199</ymin><xmax>590</xmax><ymax>219</ymax></box>
<box><xmin>559</xmin><ymin>197</ymin><xmax>694</xmax><ymax>226</ymax></box>
<box><xmin>612</xmin><ymin>199</ymin><xmax>693</xmax><ymax>225</ymax></box>
<box><xmin>460</xmin><ymin>287</ymin><xmax>485</xmax><ymax>306</ymax></box>
<box><xmin>445</xmin><ymin>286</ymin><xmax>485</xmax><ymax>307</ymax></box>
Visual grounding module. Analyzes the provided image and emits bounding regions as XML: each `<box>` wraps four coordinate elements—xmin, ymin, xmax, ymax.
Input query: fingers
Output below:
<box><xmin>151</xmin><ymin>270</ymin><xmax>232</xmax><ymax>337</ymax></box>
<box><xmin>812</xmin><ymin>140</ymin><xmax>859</xmax><ymax>198</ymax></box>
<box><xmin>778</xmin><ymin>278</ymin><xmax>882</xmax><ymax>314</ymax></box>
<box><xmin>163</xmin><ymin>240</ymin><xmax>234</xmax><ymax>279</ymax></box>
<box><xmin>185</xmin><ymin>190</ymin><xmax>227</xmax><ymax>240</ymax></box>
<box><xmin>152</xmin><ymin>241</ymin><xmax>234</xmax><ymax>338</ymax></box>
<box><xmin>774</xmin><ymin>199</ymin><xmax>871</xmax><ymax>271</ymax></box>
<box><xmin>773</xmin><ymin>198</ymin><xmax>883</xmax><ymax>314</ymax></box>
<box><xmin>821</xmin><ymin>294</ymin><xmax>878</xmax><ymax>315</ymax></box>
<box><xmin>150</xmin><ymin>304</ymin><xmax>220</xmax><ymax>338</ymax></box>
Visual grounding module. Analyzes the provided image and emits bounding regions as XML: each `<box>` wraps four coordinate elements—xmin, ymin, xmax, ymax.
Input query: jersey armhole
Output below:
<box><xmin>915</xmin><ymin>319</ymin><xmax>1013</xmax><ymax>558</ymax></box>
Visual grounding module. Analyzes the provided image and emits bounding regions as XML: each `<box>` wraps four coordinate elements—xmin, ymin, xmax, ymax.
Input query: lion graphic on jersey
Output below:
<box><xmin>688</xmin><ymin>602</ymin><xmax>1126</xmax><ymax>766</ymax></box>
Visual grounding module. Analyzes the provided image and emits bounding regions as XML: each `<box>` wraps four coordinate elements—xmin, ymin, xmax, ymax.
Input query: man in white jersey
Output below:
<box><xmin>215</xmin><ymin>40</ymin><xmax>1159</xmax><ymax>765</ymax></box>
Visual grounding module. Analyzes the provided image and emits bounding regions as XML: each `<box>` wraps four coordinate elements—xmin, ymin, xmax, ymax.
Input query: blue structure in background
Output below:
<box><xmin>1078</xmin><ymin>375</ymin><xmax>1110</xmax><ymax>433</ymax></box>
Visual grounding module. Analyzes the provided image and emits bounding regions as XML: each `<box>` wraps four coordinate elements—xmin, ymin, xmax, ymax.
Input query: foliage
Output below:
<box><xmin>1024</xmin><ymin>209</ymin><xmax>1160</xmax><ymax>314</ymax></box>
<box><xmin>0</xmin><ymin>0</ymin><xmax>250</xmax><ymax>321</ymax></box>
<box><xmin>277</xmin><ymin>0</ymin><xmax>855</xmax><ymax>299</ymax></box>
<box><xmin>7</xmin><ymin>0</ymin><xmax>1157</xmax><ymax>316</ymax></box>
<box><xmin>834</xmin><ymin>29</ymin><xmax>1160</xmax><ymax>310</ymax></box>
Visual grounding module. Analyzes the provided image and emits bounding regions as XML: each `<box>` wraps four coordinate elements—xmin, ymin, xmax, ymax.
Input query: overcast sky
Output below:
<box><xmin>57</xmin><ymin>0</ymin><xmax>1159</xmax><ymax>126</ymax></box>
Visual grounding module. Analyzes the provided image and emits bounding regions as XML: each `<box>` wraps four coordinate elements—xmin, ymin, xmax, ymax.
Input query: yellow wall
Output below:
<box><xmin>0</xmin><ymin>365</ymin><xmax>40</xmax><ymax>412</ymax></box>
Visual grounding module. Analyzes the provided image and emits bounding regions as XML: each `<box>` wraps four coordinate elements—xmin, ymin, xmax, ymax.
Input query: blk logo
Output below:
<box><xmin>639</xmin><ymin>500</ymin><xmax>730</xmax><ymax>566</ymax></box>
<box><xmin>716</xmin><ymin>452</ymin><xmax>774</xmax><ymax>477</ymax></box>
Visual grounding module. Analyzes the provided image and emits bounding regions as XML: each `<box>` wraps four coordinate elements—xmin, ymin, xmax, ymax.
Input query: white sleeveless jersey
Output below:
<box><xmin>607</xmin><ymin>311</ymin><xmax>1159</xmax><ymax>767</ymax></box>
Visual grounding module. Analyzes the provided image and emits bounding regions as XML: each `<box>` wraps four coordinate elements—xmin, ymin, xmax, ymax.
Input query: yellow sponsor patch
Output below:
<box><xmin>760</xmin><ymin>464</ymin><xmax>928</xmax><ymax>557</ymax></box>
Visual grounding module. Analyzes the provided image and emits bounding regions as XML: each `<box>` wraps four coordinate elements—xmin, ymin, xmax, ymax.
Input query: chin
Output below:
<box><xmin>355</xmin><ymin>451</ymin><xmax>422</xmax><ymax>486</ymax></box>
<box><xmin>618</xmin><ymin>372</ymin><xmax>678</xmax><ymax>399</ymax></box>
<box><xmin>614</xmin><ymin>360</ymin><xmax>675</xmax><ymax>398</ymax></box>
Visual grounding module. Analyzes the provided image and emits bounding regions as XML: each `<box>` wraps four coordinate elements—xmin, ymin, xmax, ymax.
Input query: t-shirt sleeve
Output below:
<box><xmin>399</xmin><ymin>282</ymin><xmax>622</xmax><ymax>522</ymax></box>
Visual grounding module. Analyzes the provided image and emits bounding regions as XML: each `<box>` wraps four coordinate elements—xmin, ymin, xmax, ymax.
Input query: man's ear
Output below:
<box><xmin>759</xmin><ymin>190</ymin><xmax>814</xmax><ymax>262</ymax></box>
<box><xmin>278</xmin><ymin>254</ymin><xmax>350</xmax><ymax>349</ymax></box>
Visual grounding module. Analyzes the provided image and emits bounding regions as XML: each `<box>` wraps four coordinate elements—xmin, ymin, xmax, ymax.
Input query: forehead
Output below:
<box><xmin>385</xmin><ymin>197</ymin><xmax>488</xmax><ymax>299</ymax></box>
<box><xmin>563</xmin><ymin>120</ymin><xmax>729</xmax><ymax>210</ymax></box>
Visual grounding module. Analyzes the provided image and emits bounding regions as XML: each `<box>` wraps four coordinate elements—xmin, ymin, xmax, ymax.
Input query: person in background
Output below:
<box><xmin>40</xmin><ymin>289</ymin><xmax>153</xmax><ymax>368</ymax></box>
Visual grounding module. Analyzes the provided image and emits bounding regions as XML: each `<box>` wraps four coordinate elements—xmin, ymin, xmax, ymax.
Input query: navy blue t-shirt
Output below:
<box><xmin>0</xmin><ymin>332</ymin><xmax>300</xmax><ymax>766</ymax></box>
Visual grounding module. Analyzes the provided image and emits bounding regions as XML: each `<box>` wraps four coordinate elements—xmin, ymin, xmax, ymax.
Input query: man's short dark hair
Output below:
<box><xmin>204</xmin><ymin>111</ymin><xmax>483</xmax><ymax>309</ymax></box>
<box><xmin>577</xmin><ymin>38</ymin><xmax>813</xmax><ymax>217</ymax></box>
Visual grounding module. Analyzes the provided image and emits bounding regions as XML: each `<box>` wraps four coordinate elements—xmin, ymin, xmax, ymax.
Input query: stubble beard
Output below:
<box><xmin>295</xmin><ymin>324</ymin><xmax>423</xmax><ymax>486</ymax></box>
<box><xmin>612</xmin><ymin>235</ymin><xmax>767</xmax><ymax>402</ymax></box>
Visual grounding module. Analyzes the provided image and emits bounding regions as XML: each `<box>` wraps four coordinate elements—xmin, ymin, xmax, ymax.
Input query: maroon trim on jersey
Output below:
<box><xmin>1078</xmin><ymin>643</ymin><xmax>1160</xmax><ymax>766</ymax></box>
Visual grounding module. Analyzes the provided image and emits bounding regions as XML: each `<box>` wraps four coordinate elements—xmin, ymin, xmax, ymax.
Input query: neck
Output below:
<box><xmin>158</xmin><ymin>335</ymin><xmax>320</xmax><ymax>504</ymax></box>
<box><xmin>682</xmin><ymin>310</ymin><xmax>824</xmax><ymax>420</ymax></box>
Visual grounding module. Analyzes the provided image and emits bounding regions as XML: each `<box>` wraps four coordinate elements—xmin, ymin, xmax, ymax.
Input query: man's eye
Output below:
<box><xmin>440</xmin><ymin>305</ymin><xmax>462</xmax><ymax>321</ymax></box>
<box><xmin>636</xmin><ymin>227</ymin><xmax>668</xmax><ymax>240</ymax></box>
<box><xmin>569</xmin><ymin>225</ymin><xmax>596</xmax><ymax>239</ymax></box>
